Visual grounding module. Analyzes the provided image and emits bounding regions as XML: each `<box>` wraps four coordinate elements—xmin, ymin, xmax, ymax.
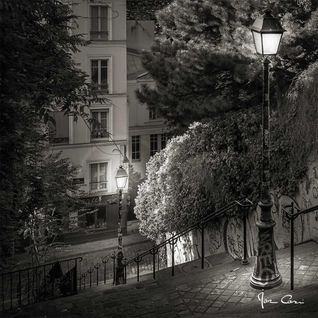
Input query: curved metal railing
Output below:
<box><xmin>123</xmin><ymin>198</ymin><xmax>253</xmax><ymax>282</ymax></box>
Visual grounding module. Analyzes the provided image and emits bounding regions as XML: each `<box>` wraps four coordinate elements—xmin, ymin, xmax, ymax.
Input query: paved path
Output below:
<box><xmin>3</xmin><ymin>241</ymin><xmax>318</xmax><ymax>318</ymax></box>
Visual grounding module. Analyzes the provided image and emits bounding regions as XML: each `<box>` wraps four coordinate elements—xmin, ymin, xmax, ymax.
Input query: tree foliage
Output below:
<box><xmin>0</xmin><ymin>0</ymin><xmax>95</xmax><ymax>259</ymax></box>
<box><xmin>18</xmin><ymin>141</ymin><xmax>80</xmax><ymax>265</ymax></box>
<box><xmin>135</xmin><ymin>108</ymin><xmax>259</xmax><ymax>240</ymax></box>
<box><xmin>135</xmin><ymin>104</ymin><xmax>305</xmax><ymax>240</ymax></box>
<box><xmin>135</xmin><ymin>0</ymin><xmax>318</xmax><ymax>239</ymax></box>
<box><xmin>127</xmin><ymin>0</ymin><xmax>172</xmax><ymax>21</ymax></box>
<box><xmin>137</xmin><ymin>0</ymin><xmax>318</xmax><ymax>130</ymax></box>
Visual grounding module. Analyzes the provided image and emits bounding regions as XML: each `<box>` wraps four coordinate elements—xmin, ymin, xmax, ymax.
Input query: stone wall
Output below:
<box><xmin>167</xmin><ymin>160</ymin><xmax>318</xmax><ymax>265</ymax></box>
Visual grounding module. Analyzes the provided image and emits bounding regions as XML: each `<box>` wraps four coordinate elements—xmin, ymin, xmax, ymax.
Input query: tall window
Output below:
<box><xmin>149</xmin><ymin>108</ymin><xmax>158</xmax><ymax>120</ymax></box>
<box><xmin>132</xmin><ymin>136</ymin><xmax>140</xmax><ymax>160</ymax></box>
<box><xmin>90</xmin><ymin>5</ymin><xmax>108</xmax><ymax>40</ymax></box>
<box><xmin>150</xmin><ymin>134</ymin><xmax>158</xmax><ymax>156</ymax></box>
<box><xmin>48</xmin><ymin>111</ymin><xmax>69</xmax><ymax>144</ymax></box>
<box><xmin>91</xmin><ymin>59</ymin><xmax>108</xmax><ymax>93</ymax></box>
<box><xmin>91</xmin><ymin>110</ymin><xmax>109</xmax><ymax>138</ymax></box>
<box><xmin>90</xmin><ymin>162</ymin><xmax>107</xmax><ymax>191</ymax></box>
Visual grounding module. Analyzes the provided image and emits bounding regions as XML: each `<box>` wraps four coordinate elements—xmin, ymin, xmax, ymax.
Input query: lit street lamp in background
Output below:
<box><xmin>250</xmin><ymin>10</ymin><xmax>285</xmax><ymax>289</ymax></box>
<box><xmin>115</xmin><ymin>165</ymin><xmax>128</xmax><ymax>285</ymax></box>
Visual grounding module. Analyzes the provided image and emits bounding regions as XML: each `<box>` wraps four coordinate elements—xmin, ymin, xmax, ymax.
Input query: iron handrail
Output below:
<box><xmin>1</xmin><ymin>256</ymin><xmax>81</xmax><ymax>312</ymax></box>
<box><xmin>0</xmin><ymin>256</ymin><xmax>83</xmax><ymax>276</ymax></box>
<box><xmin>79</xmin><ymin>251</ymin><xmax>116</xmax><ymax>288</ymax></box>
<box><xmin>283</xmin><ymin>202</ymin><xmax>318</xmax><ymax>291</ymax></box>
<box><xmin>125</xmin><ymin>198</ymin><xmax>252</xmax><ymax>266</ymax></box>
<box><xmin>285</xmin><ymin>203</ymin><xmax>318</xmax><ymax>220</ymax></box>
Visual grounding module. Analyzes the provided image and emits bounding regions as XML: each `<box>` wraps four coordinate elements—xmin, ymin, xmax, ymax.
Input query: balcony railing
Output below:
<box><xmin>91</xmin><ymin>84</ymin><xmax>109</xmax><ymax>95</ymax></box>
<box><xmin>90</xmin><ymin>31</ymin><xmax>108</xmax><ymax>40</ymax></box>
<box><xmin>90</xmin><ymin>181</ymin><xmax>107</xmax><ymax>192</ymax></box>
<box><xmin>91</xmin><ymin>128</ymin><xmax>109</xmax><ymax>139</ymax></box>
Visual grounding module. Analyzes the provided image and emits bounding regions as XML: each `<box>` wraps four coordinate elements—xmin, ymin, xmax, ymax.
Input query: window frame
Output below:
<box><xmin>89</xmin><ymin>162</ymin><xmax>108</xmax><ymax>192</ymax></box>
<box><xmin>90</xmin><ymin>58</ymin><xmax>110</xmax><ymax>94</ymax></box>
<box><xmin>149</xmin><ymin>108</ymin><xmax>159</xmax><ymax>120</ymax></box>
<box><xmin>90</xmin><ymin>108</ymin><xmax>111</xmax><ymax>140</ymax></box>
<box><xmin>89</xmin><ymin>2</ymin><xmax>112</xmax><ymax>41</ymax></box>
<box><xmin>150</xmin><ymin>134</ymin><xmax>158</xmax><ymax>157</ymax></box>
<box><xmin>132</xmin><ymin>135</ymin><xmax>141</xmax><ymax>161</ymax></box>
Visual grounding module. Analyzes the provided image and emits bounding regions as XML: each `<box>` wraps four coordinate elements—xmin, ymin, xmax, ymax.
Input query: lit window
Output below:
<box><xmin>90</xmin><ymin>5</ymin><xmax>108</xmax><ymax>40</ymax></box>
<box><xmin>91</xmin><ymin>59</ymin><xmax>108</xmax><ymax>93</ymax></box>
<box><xmin>132</xmin><ymin>136</ymin><xmax>140</xmax><ymax>160</ymax></box>
<box><xmin>91</xmin><ymin>110</ymin><xmax>109</xmax><ymax>138</ymax></box>
<box><xmin>90</xmin><ymin>162</ymin><xmax>107</xmax><ymax>191</ymax></box>
<box><xmin>150</xmin><ymin>134</ymin><xmax>158</xmax><ymax>156</ymax></box>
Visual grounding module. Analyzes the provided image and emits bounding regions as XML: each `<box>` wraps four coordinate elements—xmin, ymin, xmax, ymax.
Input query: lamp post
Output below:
<box><xmin>115</xmin><ymin>165</ymin><xmax>128</xmax><ymax>285</ymax></box>
<box><xmin>249</xmin><ymin>10</ymin><xmax>285</xmax><ymax>289</ymax></box>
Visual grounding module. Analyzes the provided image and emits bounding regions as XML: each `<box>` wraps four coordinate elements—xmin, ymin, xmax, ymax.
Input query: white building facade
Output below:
<box><xmin>51</xmin><ymin>0</ymin><xmax>128</xmax><ymax>229</ymax></box>
<box><xmin>51</xmin><ymin>1</ymin><xmax>167</xmax><ymax>230</ymax></box>
<box><xmin>126</xmin><ymin>20</ymin><xmax>168</xmax><ymax>179</ymax></box>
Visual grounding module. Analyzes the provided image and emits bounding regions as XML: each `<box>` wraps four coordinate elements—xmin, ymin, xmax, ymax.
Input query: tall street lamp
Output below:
<box><xmin>115</xmin><ymin>165</ymin><xmax>128</xmax><ymax>284</ymax></box>
<box><xmin>250</xmin><ymin>10</ymin><xmax>285</xmax><ymax>289</ymax></box>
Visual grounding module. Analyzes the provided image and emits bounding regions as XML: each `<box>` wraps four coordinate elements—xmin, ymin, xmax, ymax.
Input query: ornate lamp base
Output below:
<box><xmin>250</xmin><ymin>202</ymin><xmax>282</xmax><ymax>289</ymax></box>
<box><xmin>250</xmin><ymin>271</ymin><xmax>282</xmax><ymax>289</ymax></box>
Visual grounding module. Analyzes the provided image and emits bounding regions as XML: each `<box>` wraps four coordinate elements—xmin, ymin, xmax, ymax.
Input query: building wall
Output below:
<box><xmin>51</xmin><ymin>0</ymin><xmax>128</xmax><ymax>202</ymax></box>
<box><xmin>128</xmin><ymin>78</ymin><xmax>167</xmax><ymax>178</ymax></box>
<box><xmin>51</xmin><ymin>4</ymin><xmax>167</xmax><ymax>227</ymax></box>
<box><xmin>126</xmin><ymin>20</ymin><xmax>168</xmax><ymax>178</ymax></box>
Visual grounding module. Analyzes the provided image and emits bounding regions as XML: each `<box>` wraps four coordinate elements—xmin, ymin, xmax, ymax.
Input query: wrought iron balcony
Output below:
<box><xmin>90</xmin><ymin>181</ymin><xmax>107</xmax><ymax>191</ymax></box>
<box><xmin>90</xmin><ymin>31</ymin><xmax>108</xmax><ymax>40</ymax></box>
<box><xmin>91</xmin><ymin>128</ymin><xmax>109</xmax><ymax>139</ymax></box>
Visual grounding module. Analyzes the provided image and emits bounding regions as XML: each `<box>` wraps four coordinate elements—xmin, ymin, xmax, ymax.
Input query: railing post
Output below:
<box><xmin>79</xmin><ymin>273</ymin><xmax>82</xmax><ymax>291</ymax></box>
<box><xmin>123</xmin><ymin>258</ymin><xmax>127</xmax><ymax>284</ymax></box>
<box><xmin>171</xmin><ymin>240</ymin><xmax>175</xmax><ymax>277</ymax></box>
<box><xmin>74</xmin><ymin>259</ymin><xmax>78</xmax><ymax>294</ymax></box>
<box><xmin>27</xmin><ymin>270</ymin><xmax>30</xmax><ymax>304</ymax></box>
<box><xmin>10</xmin><ymin>272</ymin><xmax>13</xmax><ymax>310</ymax></box>
<box><xmin>18</xmin><ymin>271</ymin><xmax>22</xmax><ymax>307</ymax></box>
<box><xmin>153</xmin><ymin>251</ymin><xmax>156</xmax><ymax>279</ymax></box>
<box><xmin>136</xmin><ymin>259</ymin><xmax>140</xmax><ymax>282</ymax></box>
<box><xmin>88</xmin><ymin>268</ymin><xmax>93</xmax><ymax>288</ymax></box>
<box><xmin>150</xmin><ymin>245</ymin><xmax>157</xmax><ymax>280</ymax></box>
<box><xmin>43</xmin><ymin>265</ymin><xmax>46</xmax><ymax>299</ymax></box>
<box><xmin>2</xmin><ymin>273</ymin><xmax>4</xmax><ymax>311</ymax></box>
<box><xmin>95</xmin><ymin>264</ymin><xmax>99</xmax><ymax>286</ymax></box>
<box><xmin>102</xmin><ymin>259</ymin><xmax>107</xmax><ymax>284</ymax></box>
<box><xmin>112</xmin><ymin>253</ymin><xmax>116</xmax><ymax>285</ymax></box>
<box><xmin>134</xmin><ymin>254</ymin><xmax>142</xmax><ymax>283</ymax></box>
<box><xmin>290</xmin><ymin>202</ymin><xmax>294</xmax><ymax>291</ymax></box>
<box><xmin>201</xmin><ymin>224</ymin><xmax>205</xmax><ymax>269</ymax></box>
<box><xmin>242</xmin><ymin>205</ymin><xmax>249</xmax><ymax>265</ymax></box>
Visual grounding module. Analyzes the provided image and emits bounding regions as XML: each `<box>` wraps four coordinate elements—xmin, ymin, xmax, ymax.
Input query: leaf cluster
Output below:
<box><xmin>137</xmin><ymin>0</ymin><xmax>318</xmax><ymax>131</ymax></box>
<box><xmin>135</xmin><ymin>100</ymin><xmax>314</xmax><ymax>240</ymax></box>
<box><xmin>0</xmin><ymin>0</ymin><xmax>95</xmax><ymax>259</ymax></box>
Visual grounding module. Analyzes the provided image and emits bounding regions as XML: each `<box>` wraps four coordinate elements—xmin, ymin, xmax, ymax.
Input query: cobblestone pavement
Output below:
<box><xmin>3</xmin><ymin>241</ymin><xmax>318</xmax><ymax>318</ymax></box>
